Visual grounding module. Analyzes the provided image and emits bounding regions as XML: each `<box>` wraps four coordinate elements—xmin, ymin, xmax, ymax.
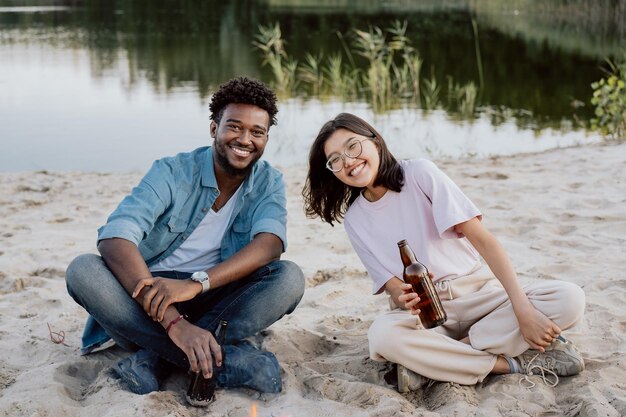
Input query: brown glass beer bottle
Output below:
<box><xmin>186</xmin><ymin>320</ymin><xmax>228</xmax><ymax>406</ymax></box>
<box><xmin>397</xmin><ymin>240</ymin><xmax>447</xmax><ymax>329</ymax></box>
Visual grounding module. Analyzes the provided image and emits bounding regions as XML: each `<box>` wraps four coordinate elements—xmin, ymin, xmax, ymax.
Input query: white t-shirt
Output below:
<box><xmin>344</xmin><ymin>159</ymin><xmax>482</xmax><ymax>294</ymax></box>
<box><xmin>150</xmin><ymin>186</ymin><xmax>242</xmax><ymax>273</ymax></box>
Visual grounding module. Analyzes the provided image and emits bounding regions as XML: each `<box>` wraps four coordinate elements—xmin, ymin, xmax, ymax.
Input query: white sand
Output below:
<box><xmin>0</xmin><ymin>141</ymin><xmax>625</xmax><ymax>417</ymax></box>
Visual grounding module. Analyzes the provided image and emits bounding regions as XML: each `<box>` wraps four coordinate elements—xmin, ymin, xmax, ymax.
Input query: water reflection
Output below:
<box><xmin>0</xmin><ymin>0</ymin><xmax>619</xmax><ymax>171</ymax></box>
<box><xmin>0</xmin><ymin>42</ymin><xmax>601</xmax><ymax>172</ymax></box>
<box><xmin>270</xmin><ymin>100</ymin><xmax>601</xmax><ymax>170</ymax></box>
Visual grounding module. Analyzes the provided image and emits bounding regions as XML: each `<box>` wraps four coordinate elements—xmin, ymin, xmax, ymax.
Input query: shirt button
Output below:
<box><xmin>181</xmin><ymin>235</ymin><xmax>187</xmax><ymax>240</ymax></box>
<box><xmin>202</xmin><ymin>207</ymin><xmax>208</xmax><ymax>213</ymax></box>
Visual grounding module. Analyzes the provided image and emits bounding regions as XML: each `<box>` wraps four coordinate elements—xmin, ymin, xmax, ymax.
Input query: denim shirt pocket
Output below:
<box><xmin>232</xmin><ymin>217</ymin><xmax>251</xmax><ymax>236</ymax></box>
<box><xmin>167</xmin><ymin>215</ymin><xmax>189</xmax><ymax>233</ymax></box>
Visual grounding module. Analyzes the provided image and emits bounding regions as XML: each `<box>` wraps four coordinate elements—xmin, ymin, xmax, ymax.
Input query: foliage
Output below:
<box><xmin>254</xmin><ymin>21</ymin><xmax>478</xmax><ymax>115</ymax></box>
<box><xmin>590</xmin><ymin>56</ymin><xmax>626</xmax><ymax>139</ymax></box>
<box><xmin>422</xmin><ymin>71</ymin><xmax>440</xmax><ymax>110</ymax></box>
<box><xmin>253</xmin><ymin>23</ymin><xmax>298</xmax><ymax>97</ymax></box>
<box><xmin>448</xmin><ymin>77</ymin><xmax>478</xmax><ymax>119</ymax></box>
<box><xmin>298</xmin><ymin>53</ymin><xmax>324</xmax><ymax>96</ymax></box>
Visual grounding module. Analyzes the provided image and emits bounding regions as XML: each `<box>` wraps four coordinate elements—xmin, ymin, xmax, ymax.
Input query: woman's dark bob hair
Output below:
<box><xmin>302</xmin><ymin>112</ymin><xmax>404</xmax><ymax>225</ymax></box>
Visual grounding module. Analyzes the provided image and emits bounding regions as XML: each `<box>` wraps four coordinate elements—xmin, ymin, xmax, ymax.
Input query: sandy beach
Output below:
<box><xmin>0</xmin><ymin>140</ymin><xmax>625</xmax><ymax>417</ymax></box>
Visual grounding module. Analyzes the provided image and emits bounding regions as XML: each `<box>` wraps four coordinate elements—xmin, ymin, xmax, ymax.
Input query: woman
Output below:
<box><xmin>302</xmin><ymin>113</ymin><xmax>585</xmax><ymax>390</ymax></box>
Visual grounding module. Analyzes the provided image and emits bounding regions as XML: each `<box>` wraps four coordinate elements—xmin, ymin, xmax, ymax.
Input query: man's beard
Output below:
<box><xmin>214</xmin><ymin>141</ymin><xmax>262</xmax><ymax>178</ymax></box>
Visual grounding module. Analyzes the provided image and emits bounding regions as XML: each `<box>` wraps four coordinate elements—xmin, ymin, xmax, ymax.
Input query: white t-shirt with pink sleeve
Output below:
<box><xmin>344</xmin><ymin>159</ymin><xmax>483</xmax><ymax>294</ymax></box>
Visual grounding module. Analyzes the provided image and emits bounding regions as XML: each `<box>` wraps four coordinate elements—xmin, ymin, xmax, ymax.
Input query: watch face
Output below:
<box><xmin>192</xmin><ymin>271</ymin><xmax>208</xmax><ymax>282</ymax></box>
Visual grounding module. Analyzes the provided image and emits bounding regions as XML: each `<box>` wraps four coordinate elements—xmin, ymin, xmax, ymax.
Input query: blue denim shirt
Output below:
<box><xmin>81</xmin><ymin>146</ymin><xmax>287</xmax><ymax>353</ymax></box>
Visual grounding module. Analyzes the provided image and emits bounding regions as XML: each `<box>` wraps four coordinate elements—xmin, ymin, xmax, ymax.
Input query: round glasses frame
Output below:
<box><xmin>325</xmin><ymin>137</ymin><xmax>374</xmax><ymax>172</ymax></box>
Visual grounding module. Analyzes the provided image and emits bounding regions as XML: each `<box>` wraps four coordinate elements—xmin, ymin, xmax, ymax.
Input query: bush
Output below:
<box><xmin>590</xmin><ymin>57</ymin><xmax>626</xmax><ymax>139</ymax></box>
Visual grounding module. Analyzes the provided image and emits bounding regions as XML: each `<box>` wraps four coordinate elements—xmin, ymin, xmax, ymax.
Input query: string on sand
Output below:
<box><xmin>47</xmin><ymin>322</ymin><xmax>69</xmax><ymax>347</ymax></box>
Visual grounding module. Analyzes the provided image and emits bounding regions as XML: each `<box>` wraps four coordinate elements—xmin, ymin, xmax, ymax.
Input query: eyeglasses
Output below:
<box><xmin>325</xmin><ymin>137</ymin><xmax>374</xmax><ymax>172</ymax></box>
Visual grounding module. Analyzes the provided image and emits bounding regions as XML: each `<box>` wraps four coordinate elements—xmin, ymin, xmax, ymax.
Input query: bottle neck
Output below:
<box><xmin>214</xmin><ymin>320</ymin><xmax>228</xmax><ymax>344</ymax></box>
<box><xmin>398</xmin><ymin>244</ymin><xmax>417</xmax><ymax>267</ymax></box>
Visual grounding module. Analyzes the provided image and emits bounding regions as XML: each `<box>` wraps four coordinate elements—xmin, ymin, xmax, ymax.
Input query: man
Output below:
<box><xmin>65</xmin><ymin>77</ymin><xmax>305</xmax><ymax>404</ymax></box>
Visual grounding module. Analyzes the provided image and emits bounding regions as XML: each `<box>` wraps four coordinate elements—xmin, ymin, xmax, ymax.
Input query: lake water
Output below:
<box><xmin>1</xmin><ymin>0</ymin><xmax>621</xmax><ymax>172</ymax></box>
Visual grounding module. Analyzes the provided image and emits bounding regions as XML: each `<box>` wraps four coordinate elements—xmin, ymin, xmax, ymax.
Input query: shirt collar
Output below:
<box><xmin>201</xmin><ymin>147</ymin><xmax>218</xmax><ymax>189</ymax></box>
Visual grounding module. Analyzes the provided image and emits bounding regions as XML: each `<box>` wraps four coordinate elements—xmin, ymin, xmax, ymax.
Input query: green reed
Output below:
<box><xmin>322</xmin><ymin>53</ymin><xmax>359</xmax><ymax>100</ymax></box>
<box><xmin>253</xmin><ymin>23</ymin><xmax>298</xmax><ymax>97</ymax></box>
<box><xmin>255</xmin><ymin>21</ymin><xmax>479</xmax><ymax>115</ymax></box>
<box><xmin>422</xmin><ymin>70</ymin><xmax>441</xmax><ymax>111</ymax></box>
<box><xmin>298</xmin><ymin>53</ymin><xmax>325</xmax><ymax>97</ymax></box>
<box><xmin>447</xmin><ymin>77</ymin><xmax>478</xmax><ymax>120</ymax></box>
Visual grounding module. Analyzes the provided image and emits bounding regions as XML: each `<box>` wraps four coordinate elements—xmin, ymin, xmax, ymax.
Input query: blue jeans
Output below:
<box><xmin>65</xmin><ymin>254</ymin><xmax>305</xmax><ymax>369</ymax></box>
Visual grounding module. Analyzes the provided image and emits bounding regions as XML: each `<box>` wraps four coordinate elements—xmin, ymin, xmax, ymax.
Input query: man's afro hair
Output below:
<box><xmin>209</xmin><ymin>76</ymin><xmax>278</xmax><ymax>127</ymax></box>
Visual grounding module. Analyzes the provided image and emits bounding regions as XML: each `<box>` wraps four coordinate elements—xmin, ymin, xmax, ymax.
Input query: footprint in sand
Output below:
<box><xmin>479</xmin><ymin>377</ymin><xmax>559</xmax><ymax>415</ymax></box>
<box><xmin>301</xmin><ymin>353</ymin><xmax>388</xmax><ymax>388</ymax></box>
<box><xmin>47</xmin><ymin>217</ymin><xmax>72</xmax><ymax>224</ymax></box>
<box><xmin>307</xmin><ymin>269</ymin><xmax>335</xmax><ymax>287</ymax></box>
<box><xmin>575</xmin><ymin>385</ymin><xmax>623</xmax><ymax>417</ymax></box>
<box><xmin>470</xmin><ymin>172</ymin><xmax>509</xmax><ymax>180</ymax></box>
<box><xmin>535</xmin><ymin>264</ymin><xmax>574</xmax><ymax>276</ymax></box>
<box><xmin>307</xmin><ymin>268</ymin><xmax>367</xmax><ymax>288</ymax></box>
<box><xmin>488</xmin><ymin>203</ymin><xmax>513</xmax><ymax>211</ymax></box>
<box><xmin>0</xmin><ymin>364</ymin><xmax>19</xmax><ymax>390</ymax></box>
<box><xmin>21</xmin><ymin>199</ymin><xmax>46</xmax><ymax>208</ymax></box>
<box><xmin>53</xmin><ymin>361</ymin><xmax>109</xmax><ymax>402</ymax></box>
<box><xmin>29</xmin><ymin>267</ymin><xmax>66</xmax><ymax>279</ymax></box>
<box><xmin>15</xmin><ymin>185</ymin><xmax>51</xmax><ymax>193</ymax></box>
<box><xmin>300</xmin><ymin>367</ymin><xmax>393</xmax><ymax>408</ymax></box>
<box><xmin>265</xmin><ymin>328</ymin><xmax>340</xmax><ymax>362</ymax></box>
<box><xmin>591</xmin><ymin>279</ymin><xmax>626</xmax><ymax>292</ymax></box>
<box><xmin>320</xmin><ymin>315</ymin><xmax>365</xmax><ymax>331</ymax></box>
<box><xmin>560</xmin><ymin>212</ymin><xmax>578</xmax><ymax>221</ymax></box>
<box><xmin>557</xmin><ymin>224</ymin><xmax>577</xmax><ymax>234</ymax></box>
<box><xmin>425</xmin><ymin>382</ymin><xmax>480</xmax><ymax>410</ymax></box>
<box><xmin>0</xmin><ymin>277</ymin><xmax>31</xmax><ymax>294</ymax></box>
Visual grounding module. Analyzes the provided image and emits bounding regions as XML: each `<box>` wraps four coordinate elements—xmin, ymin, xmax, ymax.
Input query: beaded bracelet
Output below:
<box><xmin>165</xmin><ymin>314</ymin><xmax>186</xmax><ymax>334</ymax></box>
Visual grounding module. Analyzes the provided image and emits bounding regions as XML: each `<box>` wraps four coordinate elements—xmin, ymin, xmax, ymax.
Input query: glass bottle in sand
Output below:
<box><xmin>186</xmin><ymin>320</ymin><xmax>228</xmax><ymax>406</ymax></box>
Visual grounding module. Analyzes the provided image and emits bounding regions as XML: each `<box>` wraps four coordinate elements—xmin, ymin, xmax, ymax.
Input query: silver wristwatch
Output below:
<box><xmin>190</xmin><ymin>271</ymin><xmax>210</xmax><ymax>294</ymax></box>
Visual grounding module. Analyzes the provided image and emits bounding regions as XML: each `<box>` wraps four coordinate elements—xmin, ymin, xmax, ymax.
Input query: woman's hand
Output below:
<box><xmin>398</xmin><ymin>283</ymin><xmax>421</xmax><ymax>315</ymax></box>
<box><xmin>132</xmin><ymin>277</ymin><xmax>201</xmax><ymax>322</ymax></box>
<box><xmin>168</xmin><ymin>320</ymin><xmax>223</xmax><ymax>378</ymax></box>
<box><xmin>517</xmin><ymin>306</ymin><xmax>561</xmax><ymax>352</ymax></box>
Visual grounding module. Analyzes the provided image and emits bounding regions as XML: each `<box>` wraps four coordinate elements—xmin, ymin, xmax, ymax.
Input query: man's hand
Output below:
<box><xmin>168</xmin><ymin>320</ymin><xmax>223</xmax><ymax>378</ymax></box>
<box><xmin>517</xmin><ymin>306</ymin><xmax>561</xmax><ymax>352</ymax></box>
<box><xmin>132</xmin><ymin>277</ymin><xmax>201</xmax><ymax>322</ymax></box>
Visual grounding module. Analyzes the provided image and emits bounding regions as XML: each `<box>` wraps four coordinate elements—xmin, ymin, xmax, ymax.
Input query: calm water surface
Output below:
<box><xmin>1</xmin><ymin>0</ymin><xmax>620</xmax><ymax>172</ymax></box>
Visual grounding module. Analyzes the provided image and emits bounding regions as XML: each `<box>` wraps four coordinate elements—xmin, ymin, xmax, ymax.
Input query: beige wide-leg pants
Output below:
<box><xmin>368</xmin><ymin>266</ymin><xmax>585</xmax><ymax>385</ymax></box>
